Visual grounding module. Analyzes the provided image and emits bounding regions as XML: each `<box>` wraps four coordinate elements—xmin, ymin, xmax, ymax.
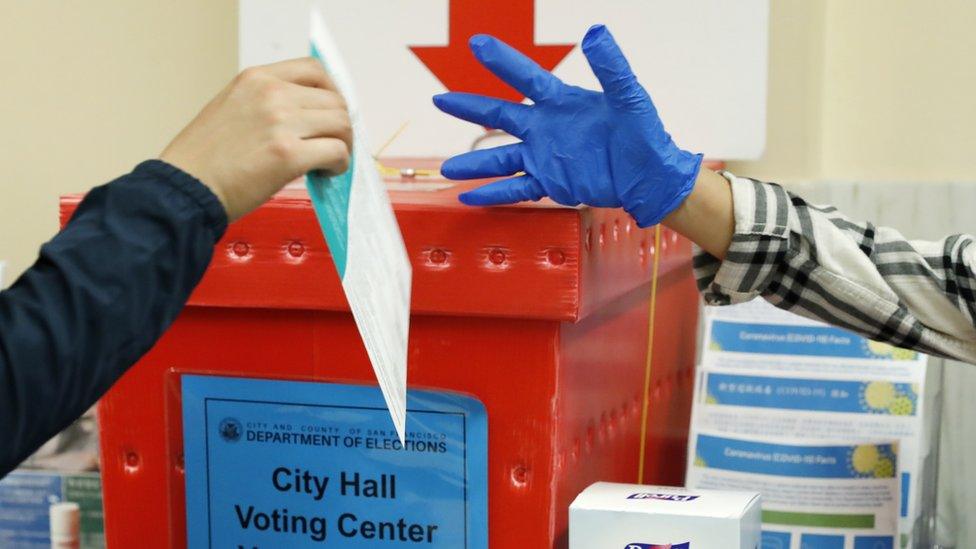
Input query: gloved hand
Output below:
<box><xmin>433</xmin><ymin>24</ymin><xmax>702</xmax><ymax>227</ymax></box>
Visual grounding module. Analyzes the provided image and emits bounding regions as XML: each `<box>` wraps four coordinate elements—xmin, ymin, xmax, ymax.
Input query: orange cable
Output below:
<box><xmin>637</xmin><ymin>224</ymin><xmax>663</xmax><ymax>484</ymax></box>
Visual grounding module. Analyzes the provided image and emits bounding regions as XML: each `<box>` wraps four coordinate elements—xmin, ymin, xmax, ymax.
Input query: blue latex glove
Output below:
<box><xmin>433</xmin><ymin>24</ymin><xmax>702</xmax><ymax>227</ymax></box>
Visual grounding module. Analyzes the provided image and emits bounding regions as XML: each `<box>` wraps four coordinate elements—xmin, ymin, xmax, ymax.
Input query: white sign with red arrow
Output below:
<box><xmin>240</xmin><ymin>0</ymin><xmax>768</xmax><ymax>160</ymax></box>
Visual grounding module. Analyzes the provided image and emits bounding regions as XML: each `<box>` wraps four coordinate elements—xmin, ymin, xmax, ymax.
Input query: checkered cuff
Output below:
<box><xmin>694</xmin><ymin>172</ymin><xmax>793</xmax><ymax>305</ymax></box>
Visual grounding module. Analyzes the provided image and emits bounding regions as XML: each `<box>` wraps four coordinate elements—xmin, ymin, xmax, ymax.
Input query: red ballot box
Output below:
<box><xmin>61</xmin><ymin>159</ymin><xmax>701</xmax><ymax>548</ymax></box>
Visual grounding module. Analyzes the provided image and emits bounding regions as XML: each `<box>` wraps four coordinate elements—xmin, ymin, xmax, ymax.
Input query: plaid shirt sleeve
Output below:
<box><xmin>694</xmin><ymin>171</ymin><xmax>976</xmax><ymax>363</ymax></box>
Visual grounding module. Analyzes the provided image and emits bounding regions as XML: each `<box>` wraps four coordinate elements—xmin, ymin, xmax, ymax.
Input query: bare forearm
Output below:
<box><xmin>663</xmin><ymin>167</ymin><xmax>734</xmax><ymax>259</ymax></box>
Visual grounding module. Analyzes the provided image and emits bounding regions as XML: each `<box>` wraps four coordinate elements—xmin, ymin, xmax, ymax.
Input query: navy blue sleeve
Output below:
<box><xmin>0</xmin><ymin>160</ymin><xmax>227</xmax><ymax>476</ymax></box>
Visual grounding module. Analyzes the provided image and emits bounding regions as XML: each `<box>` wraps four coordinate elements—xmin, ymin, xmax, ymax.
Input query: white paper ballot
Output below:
<box><xmin>307</xmin><ymin>8</ymin><xmax>411</xmax><ymax>443</ymax></box>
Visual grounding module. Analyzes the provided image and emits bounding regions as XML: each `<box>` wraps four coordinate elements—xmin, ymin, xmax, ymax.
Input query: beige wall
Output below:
<box><xmin>729</xmin><ymin>0</ymin><xmax>976</xmax><ymax>183</ymax></box>
<box><xmin>0</xmin><ymin>1</ymin><xmax>237</xmax><ymax>281</ymax></box>
<box><xmin>820</xmin><ymin>0</ymin><xmax>976</xmax><ymax>182</ymax></box>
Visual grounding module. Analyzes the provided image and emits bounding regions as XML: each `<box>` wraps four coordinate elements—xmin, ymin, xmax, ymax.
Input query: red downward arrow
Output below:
<box><xmin>410</xmin><ymin>0</ymin><xmax>575</xmax><ymax>104</ymax></box>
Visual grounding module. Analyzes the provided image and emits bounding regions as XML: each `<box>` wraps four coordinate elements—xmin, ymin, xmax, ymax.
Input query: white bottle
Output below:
<box><xmin>49</xmin><ymin>501</ymin><xmax>80</xmax><ymax>549</ymax></box>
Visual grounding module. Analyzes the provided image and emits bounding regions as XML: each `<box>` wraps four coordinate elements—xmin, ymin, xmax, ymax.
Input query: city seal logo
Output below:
<box><xmin>218</xmin><ymin>418</ymin><xmax>242</xmax><ymax>442</ymax></box>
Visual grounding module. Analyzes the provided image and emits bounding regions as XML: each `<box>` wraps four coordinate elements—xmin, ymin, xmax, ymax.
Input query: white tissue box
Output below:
<box><xmin>569</xmin><ymin>482</ymin><xmax>761</xmax><ymax>549</ymax></box>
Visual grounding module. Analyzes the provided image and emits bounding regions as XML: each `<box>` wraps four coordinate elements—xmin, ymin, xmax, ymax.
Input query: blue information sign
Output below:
<box><xmin>0</xmin><ymin>472</ymin><xmax>60</xmax><ymax>547</ymax></box>
<box><xmin>182</xmin><ymin>376</ymin><xmax>488</xmax><ymax>548</ymax></box>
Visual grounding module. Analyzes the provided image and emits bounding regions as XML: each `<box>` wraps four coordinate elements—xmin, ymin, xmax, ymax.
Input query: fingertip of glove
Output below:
<box><xmin>469</xmin><ymin>34</ymin><xmax>492</xmax><ymax>51</ymax></box>
<box><xmin>582</xmin><ymin>24</ymin><xmax>609</xmax><ymax>48</ymax></box>
<box><xmin>585</xmin><ymin>23</ymin><xmax>608</xmax><ymax>35</ymax></box>
<box><xmin>439</xmin><ymin>160</ymin><xmax>459</xmax><ymax>179</ymax></box>
<box><xmin>457</xmin><ymin>191</ymin><xmax>480</xmax><ymax>206</ymax></box>
<box><xmin>432</xmin><ymin>93</ymin><xmax>454</xmax><ymax>111</ymax></box>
